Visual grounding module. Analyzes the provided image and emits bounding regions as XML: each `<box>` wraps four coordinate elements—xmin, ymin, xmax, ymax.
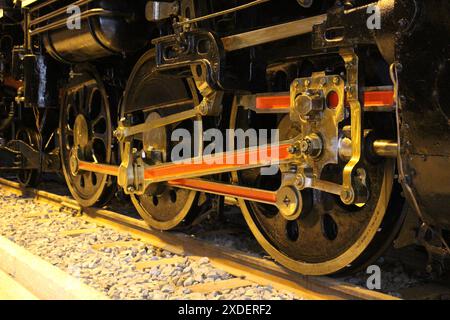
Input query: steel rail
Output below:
<box><xmin>0</xmin><ymin>177</ymin><xmax>399</xmax><ymax>300</ymax></box>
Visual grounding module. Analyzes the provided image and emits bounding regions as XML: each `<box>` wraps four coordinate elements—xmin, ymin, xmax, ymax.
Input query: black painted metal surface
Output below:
<box><xmin>396</xmin><ymin>0</ymin><xmax>450</xmax><ymax>227</ymax></box>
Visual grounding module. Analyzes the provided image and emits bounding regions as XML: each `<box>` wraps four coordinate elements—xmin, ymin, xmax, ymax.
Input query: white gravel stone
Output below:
<box><xmin>0</xmin><ymin>187</ymin><xmax>307</xmax><ymax>300</ymax></box>
<box><xmin>183</xmin><ymin>277</ymin><xmax>194</xmax><ymax>287</ymax></box>
<box><xmin>198</xmin><ymin>257</ymin><xmax>209</xmax><ymax>265</ymax></box>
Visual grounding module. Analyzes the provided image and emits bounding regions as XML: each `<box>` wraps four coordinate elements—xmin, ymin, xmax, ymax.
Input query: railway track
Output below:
<box><xmin>0</xmin><ymin>177</ymin><xmax>397</xmax><ymax>300</ymax></box>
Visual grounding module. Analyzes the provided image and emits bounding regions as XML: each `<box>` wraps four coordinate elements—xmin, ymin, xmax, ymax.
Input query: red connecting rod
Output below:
<box><xmin>76</xmin><ymin>143</ymin><xmax>292</xmax><ymax>205</ymax></box>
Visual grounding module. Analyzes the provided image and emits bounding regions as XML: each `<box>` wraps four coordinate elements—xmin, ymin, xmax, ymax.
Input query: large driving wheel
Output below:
<box><xmin>233</xmin><ymin>109</ymin><xmax>404</xmax><ymax>276</ymax></box>
<box><xmin>121</xmin><ymin>50</ymin><xmax>200</xmax><ymax>231</ymax></box>
<box><xmin>59</xmin><ymin>65</ymin><xmax>116</xmax><ymax>208</ymax></box>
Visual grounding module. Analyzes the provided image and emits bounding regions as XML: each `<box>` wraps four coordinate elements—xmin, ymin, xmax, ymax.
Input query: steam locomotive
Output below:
<box><xmin>1</xmin><ymin>0</ymin><xmax>449</xmax><ymax>276</ymax></box>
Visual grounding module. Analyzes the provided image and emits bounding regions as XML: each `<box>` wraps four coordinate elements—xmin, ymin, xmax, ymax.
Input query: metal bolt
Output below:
<box><xmin>127</xmin><ymin>186</ymin><xmax>136</xmax><ymax>193</ymax></box>
<box><xmin>333</xmin><ymin>76</ymin><xmax>340</xmax><ymax>85</ymax></box>
<box><xmin>288</xmin><ymin>145</ymin><xmax>299</xmax><ymax>155</ymax></box>
<box><xmin>294</xmin><ymin>91</ymin><xmax>324</xmax><ymax>118</ymax></box>
<box><xmin>400</xmin><ymin>95</ymin><xmax>407</xmax><ymax>104</ymax></box>
<box><xmin>299</xmin><ymin>134</ymin><xmax>323</xmax><ymax>158</ymax></box>
<box><xmin>283</xmin><ymin>196</ymin><xmax>291</xmax><ymax>207</ymax></box>
<box><xmin>276</xmin><ymin>186</ymin><xmax>301</xmax><ymax>221</ymax></box>
<box><xmin>296</xmin><ymin>174</ymin><xmax>306</xmax><ymax>189</ymax></box>
<box><xmin>200</xmin><ymin>102</ymin><xmax>209</xmax><ymax>115</ymax></box>
<box><xmin>300</xmin><ymin>139</ymin><xmax>311</xmax><ymax>153</ymax></box>
<box><xmin>398</xmin><ymin>18</ymin><xmax>409</xmax><ymax>29</ymax></box>
<box><xmin>113</xmin><ymin>129</ymin><xmax>123</xmax><ymax>140</ymax></box>
<box><xmin>341</xmin><ymin>188</ymin><xmax>354</xmax><ymax>204</ymax></box>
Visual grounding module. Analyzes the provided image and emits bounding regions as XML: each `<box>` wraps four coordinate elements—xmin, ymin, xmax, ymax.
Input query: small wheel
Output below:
<box><xmin>59</xmin><ymin>66</ymin><xmax>116</xmax><ymax>208</ymax></box>
<box><xmin>122</xmin><ymin>50</ymin><xmax>200</xmax><ymax>231</ymax></box>
<box><xmin>233</xmin><ymin>110</ymin><xmax>404</xmax><ymax>276</ymax></box>
<box><xmin>15</xmin><ymin>127</ymin><xmax>41</xmax><ymax>187</ymax></box>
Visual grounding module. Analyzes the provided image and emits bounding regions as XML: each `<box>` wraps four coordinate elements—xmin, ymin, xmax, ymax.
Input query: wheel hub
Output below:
<box><xmin>69</xmin><ymin>149</ymin><xmax>79</xmax><ymax>177</ymax></box>
<box><xmin>276</xmin><ymin>186</ymin><xmax>302</xmax><ymax>221</ymax></box>
<box><xmin>143</xmin><ymin>112</ymin><xmax>167</xmax><ymax>161</ymax></box>
<box><xmin>74</xmin><ymin>114</ymin><xmax>89</xmax><ymax>149</ymax></box>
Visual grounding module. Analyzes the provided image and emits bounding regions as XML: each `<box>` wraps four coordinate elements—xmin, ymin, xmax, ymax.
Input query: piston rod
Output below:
<box><xmin>373</xmin><ymin>140</ymin><xmax>398</xmax><ymax>158</ymax></box>
<box><xmin>339</xmin><ymin>139</ymin><xmax>398</xmax><ymax>161</ymax></box>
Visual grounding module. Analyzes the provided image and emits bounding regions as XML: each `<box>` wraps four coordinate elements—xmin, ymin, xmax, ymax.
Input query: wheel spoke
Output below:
<box><xmin>92</xmin><ymin>132</ymin><xmax>106</xmax><ymax>140</ymax></box>
<box><xmin>70</xmin><ymin>92</ymin><xmax>80</xmax><ymax>115</ymax></box>
<box><xmin>78</xmin><ymin>87</ymin><xmax>87</xmax><ymax>115</ymax></box>
<box><xmin>91</xmin><ymin>114</ymin><xmax>104</xmax><ymax>128</ymax></box>
<box><xmin>84</xmin><ymin>172</ymin><xmax>94</xmax><ymax>190</ymax></box>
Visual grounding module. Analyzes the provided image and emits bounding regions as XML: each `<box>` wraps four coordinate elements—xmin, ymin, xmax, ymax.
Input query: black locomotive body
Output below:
<box><xmin>0</xmin><ymin>0</ymin><xmax>449</xmax><ymax>276</ymax></box>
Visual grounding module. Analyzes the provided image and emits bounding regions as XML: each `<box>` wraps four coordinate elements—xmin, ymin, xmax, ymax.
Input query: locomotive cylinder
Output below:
<box><xmin>42</xmin><ymin>0</ymin><xmax>153</xmax><ymax>63</ymax></box>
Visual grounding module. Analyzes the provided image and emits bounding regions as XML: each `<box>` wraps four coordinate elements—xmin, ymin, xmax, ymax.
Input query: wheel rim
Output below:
<box><xmin>59</xmin><ymin>68</ymin><xmax>114</xmax><ymax>207</ymax></box>
<box><xmin>233</xmin><ymin>109</ymin><xmax>399</xmax><ymax>275</ymax></box>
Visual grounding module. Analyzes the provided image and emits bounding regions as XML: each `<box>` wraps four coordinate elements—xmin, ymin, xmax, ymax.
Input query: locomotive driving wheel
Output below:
<box><xmin>233</xmin><ymin>109</ymin><xmax>404</xmax><ymax>276</ymax></box>
<box><xmin>15</xmin><ymin>127</ymin><xmax>41</xmax><ymax>187</ymax></box>
<box><xmin>128</xmin><ymin>113</ymin><xmax>200</xmax><ymax>231</ymax></box>
<box><xmin>59</xmin><ymin>66</ymin><xmax>115</xmax><ymax>208</ymax></box>
<box><xmin>121</xmin><ymin>50</ymin><xmax>200</xmax><ymax>231</ymax></box>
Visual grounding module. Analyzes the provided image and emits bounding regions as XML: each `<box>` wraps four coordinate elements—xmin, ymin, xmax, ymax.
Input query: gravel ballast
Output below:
<box><xmin>0</xmin><ymin>187</ymin><xmax>300</xmax><ymax>300</ymax></box>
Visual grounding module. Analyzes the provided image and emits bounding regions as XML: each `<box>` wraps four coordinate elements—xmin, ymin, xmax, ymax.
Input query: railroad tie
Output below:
<box><xmin>135</xmin><ymin>256</ymin><xmax>188</xmax><ymax>270</ymax></box>
<box><xmin>186</xmin><ymin>278</ymin><xmax>254</xmax><ymax>294</ymax></box>
<box><xmin>24</xmin><ymin>212</ymin><xmax>60</xmax><ymax>219</ymax></box>
<box><xmin>91</xmin><ymin>240</ymin><xmax>143</xmax><ymax>251</ymax></box>
<box><xmin>60</xmin><ymin>228</ymin><xmax>98</xmax><ymax>237</ymax></box>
